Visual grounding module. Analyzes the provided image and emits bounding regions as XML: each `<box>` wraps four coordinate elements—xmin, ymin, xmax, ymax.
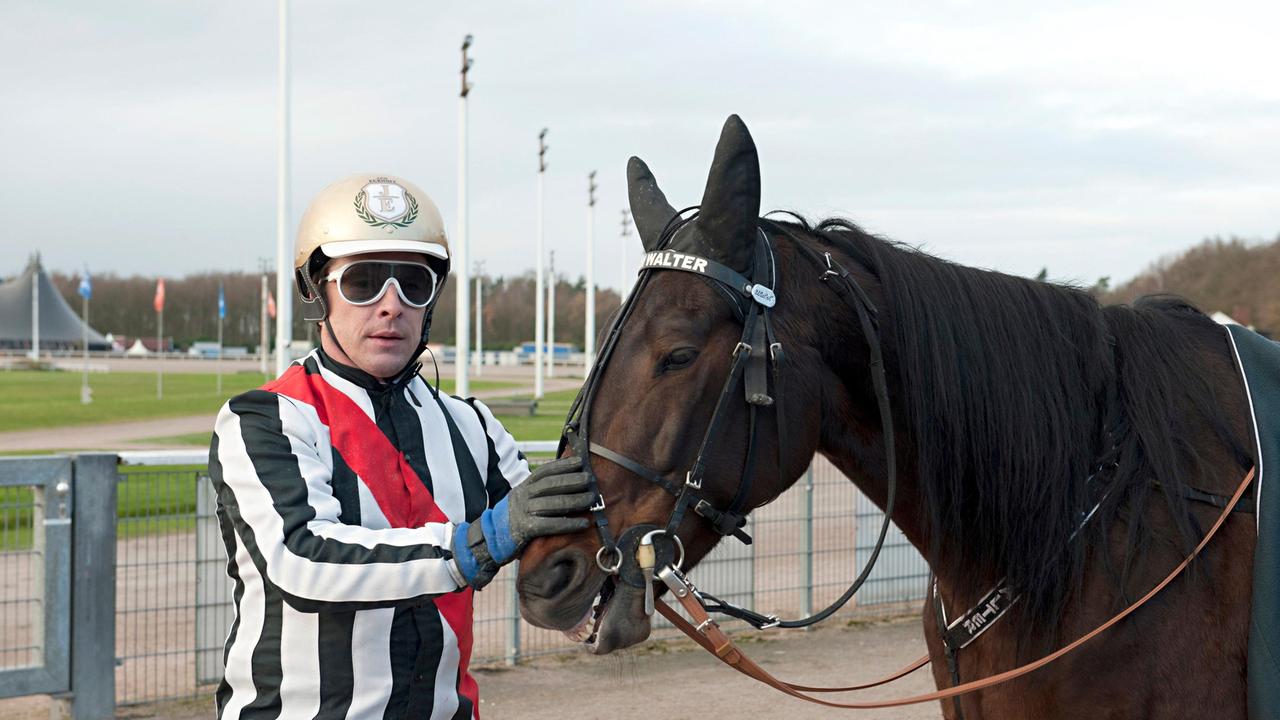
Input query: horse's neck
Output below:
<box><xmin>797</xmin><ymin>244</ymin><xmax>998</xmax><ymax>599</ymax></box>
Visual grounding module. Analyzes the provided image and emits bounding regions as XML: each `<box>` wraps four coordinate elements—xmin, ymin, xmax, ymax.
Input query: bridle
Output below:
<box><xmin>554</xmin><ymin>210</ymin><xmax>1258</xmax><ymax>710</ymax></box>
<box><xmin>558</xmin><ymin>209</ymin><xmax>902</xmax><ymax>629</ymax></box>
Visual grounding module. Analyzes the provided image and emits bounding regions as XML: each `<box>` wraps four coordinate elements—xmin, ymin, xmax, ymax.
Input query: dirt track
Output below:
<box><xmin>4</xmin><ymin>617</ymin><xmax>943</xmax><ymax>719</ymax></box>
<box><xmin>473</xmin><ymin>617</ymin><xmax>942</xmax><ymax>720</ymax></box>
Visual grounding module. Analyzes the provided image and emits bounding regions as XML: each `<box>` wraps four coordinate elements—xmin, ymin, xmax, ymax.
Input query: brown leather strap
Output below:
<box><xmin>656</xmin><ymin>466</ymin><xmax>1256</xmax><ymax>709</ymax></box>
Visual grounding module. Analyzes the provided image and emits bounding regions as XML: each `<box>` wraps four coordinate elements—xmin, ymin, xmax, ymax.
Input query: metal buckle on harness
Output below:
<box><xmin>685</xmin><ymin>470</ymin><xmax>702</xmax><ymax>490</ymax></box>
<box><xmin>656</xmin><ymin>565</ymin><xmax>693</xmax><ymax>599</ymax></box>
<box><xmin>589</xmin><ymin>494</ymin><xmax>606</xmax><ymax>512</ymax></box>
<box><xmin>819</xmin><ymin>251</ymin><xmax>841</xmax><ymax>282</ymax></box>
<box><xmin>733</xmin><ymin>341</ymin><xmax>752</xmax><ymax>358</ymax></box>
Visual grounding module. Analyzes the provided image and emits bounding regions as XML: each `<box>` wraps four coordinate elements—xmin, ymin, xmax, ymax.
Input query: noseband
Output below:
<box><xmin>558</xmin><ymin>212</ymin><xmax>901</xmax><ymax>629</ymax></box>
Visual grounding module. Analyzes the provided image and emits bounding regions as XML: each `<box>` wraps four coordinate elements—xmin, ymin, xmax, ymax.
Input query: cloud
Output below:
<box><xmin>1</xmin><ymin>0</ymin><xmax>1276</xmax><ymax>292</ymax></box>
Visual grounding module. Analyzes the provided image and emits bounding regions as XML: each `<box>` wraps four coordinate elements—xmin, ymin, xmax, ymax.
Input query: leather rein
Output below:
<box><xmin>556</xmin><ymin>215</ymin><xmax>1257</xmax><ymax>708</ymax></box>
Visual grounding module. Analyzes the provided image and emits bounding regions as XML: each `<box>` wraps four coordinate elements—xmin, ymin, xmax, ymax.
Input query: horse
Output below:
<box><xmin>515</xmin><ymin>115</ymin><xmax>1258</xmax><ymax>719</ymax></box>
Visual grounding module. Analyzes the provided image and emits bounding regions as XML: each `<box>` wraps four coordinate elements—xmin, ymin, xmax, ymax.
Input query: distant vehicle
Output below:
<box><xmin>188</xmin><ymin>342</ymin><xmax>249</xmax><ymax>358</ymax></box>
<box><xmin>515</xmin><ymin>341</ymin><xmax>576</xmax><ymax>361</ymax></box>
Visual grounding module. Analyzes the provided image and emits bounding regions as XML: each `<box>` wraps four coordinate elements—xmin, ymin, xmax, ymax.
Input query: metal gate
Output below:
<box><xmin>0</xmin><ymin>453</ymin><xmax>116</xmax><ymax>720</ymax></box>
<box><xmin>0</xmin><ymin>456</ymin><xmax>71</xmax><ymax>698</ymax></box>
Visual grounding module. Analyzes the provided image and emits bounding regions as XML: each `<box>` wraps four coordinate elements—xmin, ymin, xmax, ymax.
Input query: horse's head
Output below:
<box><xmin>517</xmin><ymin>116</ymin><xmax>833</xmax><ymax>653</ymax></box>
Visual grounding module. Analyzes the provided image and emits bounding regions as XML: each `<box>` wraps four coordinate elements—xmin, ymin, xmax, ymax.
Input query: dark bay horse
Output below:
<box><xmin>516</xmin><ymin>115</ymin><xmax>1257</xmax><ymax>718</ymax></box>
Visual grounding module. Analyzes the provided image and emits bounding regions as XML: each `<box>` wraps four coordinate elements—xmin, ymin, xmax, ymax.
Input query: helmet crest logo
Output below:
<box><xmin>354</xmin><ymin>179</ymin><xmax>420</xmax><ymax>229</ymax></box>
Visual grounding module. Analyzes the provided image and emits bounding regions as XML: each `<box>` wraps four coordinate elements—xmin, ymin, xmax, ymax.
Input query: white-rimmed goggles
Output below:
<box><xmin>323</xmin><ymin>260</ymin><xmax>439</xmax><ymax>309</ymax></box>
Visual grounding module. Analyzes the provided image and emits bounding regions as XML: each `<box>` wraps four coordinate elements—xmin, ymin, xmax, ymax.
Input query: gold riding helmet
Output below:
<box><xmin>293</xmin><ymin>173</ymin><xmax>450</xmax><ymax>336</ymax></box>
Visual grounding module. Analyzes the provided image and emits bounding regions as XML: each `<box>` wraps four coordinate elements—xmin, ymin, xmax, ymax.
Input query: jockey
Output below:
<box><xmin>209</xmin><ymin>173</ymin><xmax>593</xmax><ymax>719</ymax></box>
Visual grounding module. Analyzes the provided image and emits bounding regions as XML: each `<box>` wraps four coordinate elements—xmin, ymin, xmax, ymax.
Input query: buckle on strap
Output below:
<box><xmin>685</xmin><ymin>470</ymin><xmax>702</xmax><ymax>490</ymax></box>
<box><xmin>589</xmin><ymin>494</ymin><xmax>606</xmax><ymax>512</ymax></box>
<box><xmin>657</xmin><ymin>565</ymin><xmax>693</xmax><ymax>599</ymax></box>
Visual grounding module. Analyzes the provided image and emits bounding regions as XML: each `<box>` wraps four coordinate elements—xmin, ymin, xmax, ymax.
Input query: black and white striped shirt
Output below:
<box><xmin>210</xmin><ymin>350</ymin><xmax>528</xmax><ymax>719</ymax></box>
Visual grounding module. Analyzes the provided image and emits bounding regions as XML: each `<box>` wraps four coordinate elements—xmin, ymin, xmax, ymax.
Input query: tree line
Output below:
<box><xmin>1100</xmin><ymin>234</ymin><xmax>1280</xmax><ymax>335</ymax></box>
<box><xmin>45</xmin><ymin>231</ymin><xmax>1277</xmax><ymax>349</ymax></box>
<box><xmin>46</xmin><ymin>270</ymin><xmax>623</xmax><ymax>351</ymax></box>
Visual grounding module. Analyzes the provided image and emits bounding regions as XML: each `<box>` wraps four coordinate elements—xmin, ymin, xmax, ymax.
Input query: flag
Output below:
<box><xmin>78</xmin><ymin>268</ymin><xmax>92</xmax><ymax>300</ymax></box>
<box><xmin>154</xmin><ymin>278</ymin><xmax>165</xmax><ymax>313</ymax></box>
<box><xmin>218</xmin><ymin>284</ymin><xmax>226</xmax><ymax>319</ymax></box>
<box><xmin>267</xmin><ymin>290</ymin><xmax>276</xmax><ymax>320</ymax></box>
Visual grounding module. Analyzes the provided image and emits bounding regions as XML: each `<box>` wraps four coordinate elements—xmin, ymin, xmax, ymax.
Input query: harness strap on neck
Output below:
<box><xmin>931</xmin><ymin>578</ymin><xmax>967</xmax><ymax>720</ymax></box>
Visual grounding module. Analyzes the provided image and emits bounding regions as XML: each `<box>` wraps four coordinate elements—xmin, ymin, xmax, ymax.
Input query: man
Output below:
<box><xmin>210</xmin><ymin>173</ymin><xmax>592</xmax><ymax>719</ymax></box>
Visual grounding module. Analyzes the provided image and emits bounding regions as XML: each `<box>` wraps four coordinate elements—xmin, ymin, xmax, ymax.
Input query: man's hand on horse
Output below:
<box><xmin>452</xmin><ymin>456</ymin><xmax>595</xmax><ymax>589</ymax></box>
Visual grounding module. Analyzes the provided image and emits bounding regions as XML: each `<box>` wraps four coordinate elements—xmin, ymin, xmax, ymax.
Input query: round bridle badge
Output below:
<box><xmin>750</xmin><ymin>284</ymin><xmax>776</xmax><ymax>307</ymax></box>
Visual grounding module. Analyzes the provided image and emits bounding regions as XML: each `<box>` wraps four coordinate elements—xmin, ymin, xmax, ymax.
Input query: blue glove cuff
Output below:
<box><xmin>452</xmin><ymin>521</ymin><xmax>483</xmax><ymax>585</ymax></box>
<box><xmin>482</xmin><ymin>499</ymin><xmax>519</xmax><ymax>564</ymax></box>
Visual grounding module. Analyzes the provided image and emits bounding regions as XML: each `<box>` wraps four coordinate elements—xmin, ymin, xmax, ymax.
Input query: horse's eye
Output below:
<box><xmin>662</xmin><ymin>347</ymin><xmax>699</xmax><ymax>372</ymax></box>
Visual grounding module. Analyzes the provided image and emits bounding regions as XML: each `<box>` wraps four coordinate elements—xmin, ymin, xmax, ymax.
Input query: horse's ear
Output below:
<box><xmin>627</xmin><ymin>156</ymin><xmax>676</xmax><ymax>252</ymax></box>
<box><xmin>698</xmin><ymin>115</ymin><xmax>760</xmax><ymax>272</ymax></box>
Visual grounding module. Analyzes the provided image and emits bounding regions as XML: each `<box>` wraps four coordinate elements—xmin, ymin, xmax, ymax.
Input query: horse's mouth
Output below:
<box><xmin>561</xmin><ymin>575</ymin><xmax>652</xmax><ymax>654</ymax></box>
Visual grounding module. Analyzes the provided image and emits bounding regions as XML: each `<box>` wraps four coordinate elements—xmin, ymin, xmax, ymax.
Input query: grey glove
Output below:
<box><xmin>452</xmin><ymin>456</ymin><xmax>595</xmax><ymax>589</ymax></box>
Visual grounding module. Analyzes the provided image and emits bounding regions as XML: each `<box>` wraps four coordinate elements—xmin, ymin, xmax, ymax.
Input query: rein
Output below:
<box><xmin>654</xmin><ymin>465</ymin><xmax>1255</xmax><ymax>709</ymax></box>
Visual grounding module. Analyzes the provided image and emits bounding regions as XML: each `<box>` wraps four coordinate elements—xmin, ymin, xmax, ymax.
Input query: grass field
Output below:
<box><xmin>0</xmin><ymin>371</ymin><xmax>517</xmax><ymax>433</ymax></box>
<box><xmin>1</xmin><ymin>464</ymin><xmax>207</xmax><ymax>550</ymax></box>
<box><xmin>140</xmin><ymin>388</ymin><xmax>580</xmax><ymax>447</ymax></box>
<box><xmin>0</xmin><ymin>388</ymin><xmax>580</xmax><ymax>548</ymax></box>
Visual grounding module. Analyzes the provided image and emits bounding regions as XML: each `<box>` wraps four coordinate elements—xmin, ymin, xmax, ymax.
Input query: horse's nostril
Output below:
<box><xmin>527</xmin><ymin>550</ymin><xmax>584</xmax><ymax>600</ymax></box>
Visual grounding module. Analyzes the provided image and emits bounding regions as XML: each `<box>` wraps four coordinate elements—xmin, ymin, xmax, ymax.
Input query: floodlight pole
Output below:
<box><xmin>620</xmin><ymin>209</ymin><xmax>633</xmax><ymax>298</ymax></box>
<box><xmin>584</xmin><ymin>171</ymin><xmax>597</xmax><ymax>369</ymax></box>
<box><xmin>455</xmin><ymin>34</ymin><xmax>474</xmax><ymax>396</ymax></box>
<box><xmin>274</xmin><ymin>0</ymin><xmax>292</xmax><ymax>378</ymax></box>
<box><xmin>535</xmin><ymin>128</ymin><xmax>548</xmax><ymax>399</ymax></box>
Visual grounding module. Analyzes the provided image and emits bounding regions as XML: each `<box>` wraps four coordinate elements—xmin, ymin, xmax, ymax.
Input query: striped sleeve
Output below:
<box><xmin>210</xmin><ymin>390</ymin><xmax>466</xmax><ymax>609</ymax></box>
<box><xmin>465</xmin><ymin>398</ymin><xmax>531</xmax><ymax>504</ymax></box>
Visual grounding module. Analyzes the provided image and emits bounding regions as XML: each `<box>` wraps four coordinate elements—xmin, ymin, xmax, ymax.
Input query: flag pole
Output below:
<box><xmin>217</xmin><ymin>285</ymin><xmax>225</xmax><ymax>396</ymax></box>
<box><xmin>260</xmin><ymin>270</ymin><xmax>269</xmax><ymax>378</ymax></box>
<box><xmin>585</xmin><ymin>171</ymin><xmax>597</xmax><ymax>370</ymax></box>
<box><xmin>157</xmin><ymin>303</ymin><xmax>164</xmax><ymax>400</ymax></box>
<box><xmin>547</xmin><ymin>250</ymin><xmax>555</xmax><ymax>378</ymax></box>
<box><xmin>30</xmin><ymin>260</ymin><xmax>39</xmax><ymax>362</ymax></box>
<box><xmin>81</xmin><ymin>292</ymin><xmax>90</xmax><ymax>404</ymax></box>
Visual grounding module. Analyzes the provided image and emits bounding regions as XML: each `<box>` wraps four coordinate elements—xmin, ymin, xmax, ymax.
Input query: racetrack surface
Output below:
<box><xmin>2</xmin><ymin>616</ymin><xmax>944</xmax><ymax>719</ymax></box>
<box><xmin>473</xmin><ymin>616</ymin><xmax>942</xmax><ymax>720</ymax></box>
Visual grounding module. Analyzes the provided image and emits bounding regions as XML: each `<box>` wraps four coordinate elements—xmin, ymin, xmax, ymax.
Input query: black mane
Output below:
<box><xmin>765</xmin><ymin>216</ymin><xmax>1246</xmax><ymax>634</ymax></box>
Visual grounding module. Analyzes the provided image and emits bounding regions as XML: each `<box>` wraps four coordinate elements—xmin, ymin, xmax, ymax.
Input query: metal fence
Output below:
<box><xmin>1</xmin><ymin>449</ymin><xmax>930</xmax><ymax>711</ymax></box>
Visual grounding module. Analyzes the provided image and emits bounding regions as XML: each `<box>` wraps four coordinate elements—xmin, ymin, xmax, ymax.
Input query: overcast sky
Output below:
<box><xmin>3</xmin><ymin>0</ymin><xmax>1277</xmax><ymax>291</ymax></box>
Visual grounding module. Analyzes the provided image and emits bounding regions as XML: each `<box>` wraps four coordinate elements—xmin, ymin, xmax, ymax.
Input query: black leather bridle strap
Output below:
<box><xmin>664</xmin><ymin>328</ymin><xmax>757</xmax><ymax>543</ymax></box>
<box><xmin>640</xmin><ymin>248</ymin><xmax>759</xmax><ymax>299</ymax></box>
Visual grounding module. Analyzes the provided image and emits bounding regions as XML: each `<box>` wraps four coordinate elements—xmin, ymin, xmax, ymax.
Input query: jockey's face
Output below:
<box><xmin>320</xmin><ymin>251</ymin><xmax>428</xmax><ymax>381</ymax></box>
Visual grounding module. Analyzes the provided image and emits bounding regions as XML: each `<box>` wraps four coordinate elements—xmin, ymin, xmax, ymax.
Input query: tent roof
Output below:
<box><xmin>0</xmin><ymin>254</ymin><xmax>108</xmax><ymax>345</ymax></box>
